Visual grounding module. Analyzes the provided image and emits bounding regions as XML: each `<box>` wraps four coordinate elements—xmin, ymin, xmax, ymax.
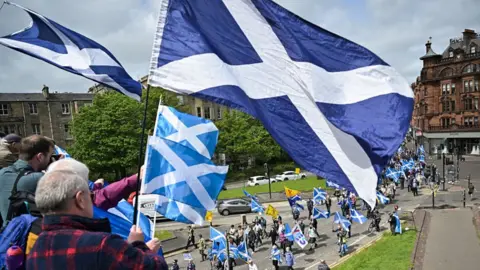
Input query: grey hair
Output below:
<box><xmin>36</xmin><ymin>159</ymin><xmax>90</xmax><ymax>213</ymax></box>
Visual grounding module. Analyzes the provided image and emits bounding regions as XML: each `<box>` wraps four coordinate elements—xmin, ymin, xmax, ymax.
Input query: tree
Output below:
<box><xmin>69</xmin><ymin>87</ymin><xmax>188</xmax><ymax>180</ymax></box>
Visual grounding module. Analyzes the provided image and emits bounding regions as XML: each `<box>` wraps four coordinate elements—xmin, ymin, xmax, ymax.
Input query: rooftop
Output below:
<box><xmin>0</xmin><ymin>92</ymin><xmax>93</xmax><ymax>102</ymax></box>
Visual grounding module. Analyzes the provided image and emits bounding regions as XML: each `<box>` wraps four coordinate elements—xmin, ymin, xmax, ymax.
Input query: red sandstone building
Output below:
<box><xmin>412</xmin><ymin>29</ymin><xmax>480</xmax><ymax>155</ymax></box>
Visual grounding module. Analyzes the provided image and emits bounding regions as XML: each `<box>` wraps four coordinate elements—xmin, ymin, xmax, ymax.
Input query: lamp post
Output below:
<box><xmin>442</xmin><ymin>153</ymin><xmax>445</xmax><ymax>191</ymax></box>
<box><xmin>264</xmin><ymin>163</ymin><xmax>272</xmax><ymax>199</ymax></box>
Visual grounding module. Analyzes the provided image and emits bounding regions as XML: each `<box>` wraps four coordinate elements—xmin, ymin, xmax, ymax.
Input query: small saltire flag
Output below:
<box><xmin>401</xmin><ymin>159</ymin><xmax>414</xmax><ymax>172</ymax></box>
<box><xmin>313</xmin><ymin>187</ymin><xmax>327</xmax><ymax>203</ymax></box>
<box><xmin>386</xmin><ymin>167</ymin><xmax>400</xmax><ymax>183</ymax></box>
<box><xmin>419</xmin><ymin>155</ymin><xmax>425</xmax><ymax>164</ymax></box>
<box><xmin>393</xmin><ymin>212</ymin><xmax>402</xmax><ymax>234</ymax></box>
<box><xmin>350</xmin><ymin>209</ymin><xmax>368</xmax><ymax>224</ymax></box>
<box><xmin>285</xmin><ymin>187</ymin><xmax>301</xmax><ymax>198</ymax></box>
<box><xmin>418</xmin><ymin>145</ymin><xmax>425</xmax><ymax>155</ymax></box>
<box><xmin>237</xmin><ymin>241</ymin><xmax>251</xmax><ymax>261</ymax></box>
<box><xmin>271</xmin><ymin>246</ymin><xmax>282</xmax><ymax>263</ymax></box>
<box><xmin>210</xmin><ymin>226</ymin><xmax>227</xmax><ymax>251</ymax></box>
<box><xmin>0</xmin><ymin>2</ymin><xmax>142</xmax><ymax>100</ymax></box>
<box><xmin>376</xmin><ymin>191</ymin><xmax>390</xmax><ymax>205</ymax></box>
<box><xmin>243</xmin><ymin>190</ymin><xmax>259</xmax><ymax>202</ymax></box>
<box><xmin>312</xmin><ymin>208</ymin><xmax>330</xmax><ymax>219</ymax></box>
<box><xmin>229</xmin><ymin>244</ymin><xmax>239</xmax><ymax>259</ymax></box>
<box><xmin>265</xmin><ymin>204</ymin><xmax>279</xmax><ymax>219</ymax></box>
<box><xmin>250</xmin><ymin>200</ymin><xmax>265</xmax><ymax>213</ymax></box>
<box><xmin>154</xmin><ymin>105</ymin><xmax>219</xmax><ymax>159</ymax></box>
<box><xmin>333</xmin><ymin>212</ymin><xmax>351</xmax><ymax>231</ymax></box>
<box><xmin>326</xmin><ymin>180</ymin><xmax>341</xmax><ymax>189</ymax></box>
<box><xmin>284</xmin><ymin>223</ymin><xmax>294</xmax><ymax>241</ymax></box>
<box><xmin>148</xmin><ymin>0</ymin><xmax>413</xmax><ymax>209</ymax></box>
<box><xmin>205</xmin><ymin>211</ymin><xmax>213</xmax><ymax>223</ymax></box>
<box><xmin>54</xmin><ymin>145</ymin><xmax>71</xmax><ymax>158</ymax></box>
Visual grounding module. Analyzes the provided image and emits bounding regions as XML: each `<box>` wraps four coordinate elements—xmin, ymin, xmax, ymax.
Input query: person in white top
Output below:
<box><xmin>247</xmin><ymin>259</ymin><xmax>258</xmax><ymax>270</ymax></box>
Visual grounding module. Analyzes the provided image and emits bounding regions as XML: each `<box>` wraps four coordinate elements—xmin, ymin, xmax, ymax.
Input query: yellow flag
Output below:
<box><xmin>265</xmin><ymin>204</ymin><xmax>278</xmax><ymax>219</ymax></box>
<box><xmin>284</xmin><ymin>186</ymin><xmax>300</xmax><ymax>198</ymax></box>
<box><xmin>205</xmin><ymin>211</ymin><xmax>213</xmax><ymax>222</ymax></box>
<box><xmin>295</xmin><ymin>168</ymin><xmax>300</xmax><ymax>174</ymax></box>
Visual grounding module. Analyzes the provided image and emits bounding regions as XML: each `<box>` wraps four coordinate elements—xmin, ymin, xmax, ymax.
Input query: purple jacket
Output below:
<box><xmin>93</xmin><ymin>174</ymin><xmax>138</xmax><ymax>210</ymax></box>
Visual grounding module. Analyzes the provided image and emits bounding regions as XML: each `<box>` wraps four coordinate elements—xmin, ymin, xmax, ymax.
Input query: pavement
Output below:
<box><xmin>422</xmin><ymin>208</ymin><xmax>480</xmax><ymax>270</ymax></box>
<box><xmin>159</xmin><ymin>187</ymin><xmax>429</xmax><ymax>270</ymax></box>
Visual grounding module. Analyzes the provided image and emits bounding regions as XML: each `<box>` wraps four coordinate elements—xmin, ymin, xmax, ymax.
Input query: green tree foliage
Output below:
<box><xmin>69</xmin><ymin>87</ymin><xmax>188</xmax><ymax>180</ymax></box>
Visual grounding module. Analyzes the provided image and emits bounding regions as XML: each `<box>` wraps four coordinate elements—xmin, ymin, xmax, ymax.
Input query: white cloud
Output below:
<box><xmin>0</xmin><ymin>0</ymin><xmax>478</xmax><ymax>93</ymax></box>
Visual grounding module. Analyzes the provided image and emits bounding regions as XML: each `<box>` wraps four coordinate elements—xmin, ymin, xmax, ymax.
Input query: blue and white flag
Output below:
<box><xmin>313</xmin><ymin>187</ymin><xmax>327</xmax><ymax>203</ymax></box>
<box><xmin>250</xmin><ymin>199</ymin><xmax>265</xmax><ymax>213</ymax></box>
<box><xmin>237</xmin><ymin>241</ymin><xmax>251</xmax><ymax>261</ymax></box>
<box><xmin>284</xmin><ymin>223</ymin><xmax>294</xmax><ymax>241</ymax></box>
<box><xmin>350</xmin><ymin>209</ymin><xmax>368</xmax><ymax>224</ymax></box>
<box><xmin>210</xmin><ymin>226</ymin><xmax>227</xmax><ymax>253</ymax></box>
<box><xmin>142</xmin><ymin>103</ymin><xmax>228</xmax><ymax>224</ymax></box>
<box><xmin>418</xmin><ymin>145</ymin><xmax>425</xmax><ymax>155</ymax></box>
<box><xmin>376</xmin><ymin>191</ymin><xmax>390</xmax><ymax>205</ymax></box>
<box><xmin>401</xmin><ymin>159</ymin><xmax>414</xmax><ymax>172</ymax></box>
<box><xmin>147</xmin><ymin>0</ymin><xmax>413</xmax><ymax>207</ymax></box>
<box><xmin>229</xmin><ymin>244</ymin><xmax>239</xmax><ymax>259</ymax></box>
<box><xmin>243</xmin><ymin>190</ymin><xmax>259</xmax><ymax>202</ymax></box>
<box><xmin>0</xmin><ymin>2</ymin><xmax>142</xmax><ymax>101</ymax></box>
<box><xmin>291</xmin><ymin>224</ymin><xmax>308</xmax><ymax>249</ymax></box>
<box><xmin>393</xmin><ymin>212</ymin><xmax>402</xmax><ymax>234</ymax></box>
<box><xmin>333</xmin><ymin>212</ymin><xmax>351</xmax><ymax>231</ymax></box>
<box><xmin>326</xmin><ymin>180</ymin><xmax>341</xmax><ymax>189</ymax></box>
<box><xmin>154</xmin><ymin>105</ymin><xmax>219</xmax><ymax>159</ymax></box>
<box><xmin>386</xmin><ymin>167</ymin><xmax>400</xmax><ymax>183</ymax></box>
<box><xmin>419</xmin><ymin>155</ymin><xmax>425</xmax><ymax>164</ymax></box>
<box><xmin>271</xmin><ymin>247</ymin><xmax>282</xmax><ymax>262</ymax></box>
<box><xmin>54</xmin><ymin>145</ymin><xmax>71</xmax><ymax>158</ymax></box>
<box><xmin>312</xmin><ymin>207</ymin><xmax>330</xmax><ymax>219</ymax></box>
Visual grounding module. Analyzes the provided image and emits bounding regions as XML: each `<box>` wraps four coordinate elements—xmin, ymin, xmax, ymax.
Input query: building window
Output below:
<box><xmin>474</xmin><ymin>98</ymin><xmax>479</xmax><ymax>110</ymax></box>
<box><xmin>472</xmin><ymin>47</ymin><xmax>476</xmax><ymax>54</ymax></box>
<box><xmin>475</xmin><ymin>80</ymin><xmax>479</xmax><ymax>91</ymax></box>
<box><xmin>449</xmin><ymin>51</ymin><xmax>454</xmax><ymax>58</ymax></box>
<box><xmin>464</xmin><ymin>81</ymin><xmax>470</xmax><ymax>92</ymax></box>
<box><xmin>475</xmin><ymin>117</ymin><xmax>479</xmax><ymax>126</ymax></box>
<box><xmin>441</xmin><ymin>118</ymin><xmax>450</xmax><ymax>127</ymax></box>
<box><xmin>446</xmin><ymin>84</ymin><xmax>450</xmax><ymax>94</ymax></box>
<box><xmin>465</xmin><ymin>98</ymin><xmax>473</xmax><ymax>110</ymax></box>
<box><xmin>442</xmin><ymin>84</ymin><xmax>446</xmax><ymax>95</ymax></box>
<box><xmin>451</xmin><ymin>100</ymin><xmax>455</xmax><ymax>111</ymax></box>
<box><xmin>0</xmin><ymin>104</ymin><xmax>9</xmax><ymax>115</ymax></box>
<box><xmin>196</xmin><ymin>107</ymin><xmax>202</xmax><ymax>117</ymax></box>
<box><xmin>176</xmin><ymin>95</ymin><xmax>184</xmax><ymax>105</ymax></box>
<box><xmin>463</xmin><ymin>64</ymin><xmax>473</xmax><ymax>74</ymax></box>
<box><xmin>469</xmin><ymin>80</ymin><xmax>474</xmax><ymax>92</ymax></box>
<box><xmin>28</xmin><ymin>103</ymin><xmax>38</xmax><ymax>114</ymax></box>
<box><xmin>204</xmin><ymin>107</ymin><xmax>211</xmax><ymax>119</ymax></box>
<box><xmin>451</xmin><ymin>118</ymin><xmax>456</xmax><ymax>125</ymax></box>
<box><xmin>61</xmin><ymin>103</ymin><xmax>70</xmax><ymax>114</ymax></box>
<box><xmin>217</xmin><ymin>108</ymin><xmax>222</xmax><ymax>119</ymax></box>
<box><xmin>32</xmin><ymin>124</ymin><xmax>41</xmax><ymax>135</ymax></box>
<box><xmin>64</xmin><ymin>124</ymin><xmax>72</xmax><ymax>139</ymax></box>
<box><xmin>451</xmin><ymin>83</ymin><xmax>456</xmax><ymax>94</ymax></box>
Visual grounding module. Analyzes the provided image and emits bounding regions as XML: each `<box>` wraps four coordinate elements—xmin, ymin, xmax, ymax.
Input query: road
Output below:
<box><xmin>160</xmin><ymin>187</ymin><xmax>429</xmax><ymax>270</ymax></box>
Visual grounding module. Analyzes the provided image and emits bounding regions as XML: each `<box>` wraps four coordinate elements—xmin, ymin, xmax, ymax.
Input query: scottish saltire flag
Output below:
<box><xmin>333</xmin><ymin>212</ymin><xmax>351</xmax><ymax>231</ymax></box>
<box><xmin>393</xmin><ymin>212</ymin><xmax>402</xmax><ymax>234</ymax></box>
<box><xmin>350</xmin><ymin>209</ymin><xmax>368</xmax><ymax>224</ymax></box>
<box><xmin>243</xmin><ymin>190</ymin><xmax>259</xmax><ymax>202</ymax></box>
<box><xmin>210</xmin><ymin>226</ymin><xmax>227</xmax><ymax>258</ymax></box>
<box><xmin>313</xmin><ymin>187</ymin><xmax>327</xmax><ymax>203</ymax></box>
<box><xmin>294</xmin><ymin>202</ymin><xmax>305</xmax><ymax>211</ymax></box>
<box><xmin>229</xmin><ymin>244</ymin><xmax>239</xmax><ymax>259</ymax></box>
<box><xmin>419</xmin><ymin>155</ymin><xmax>425</xmax><ymax>164</ymax></box>
<box><xmin>250</xmin><ymin>199</ymin><xmax>264</xmax><ymax>213</ymax></box>
<box><xmin>401</xmin><ymin>159</ymin><xmax>414</xmax><ymax>172</ymax></box>
<box><xmin>0</xmin><ymin>2</ymin><xmax>142</xmax><ymax>100</ymax></box>
<box><xmin>398</xmin><ymin>146</ymin><xmax>403</xmax><ymax>154</ymax></box>
<box><xmin>386</xmin><ymin>167</ymin><xmax>400</xmax><ymax>183</ymax></box>
<box><xmin>237</xmin><ymin>242</ymin><xmax>251</xmax><ymax>261</ymax></box>
<box><xmin>418</xmin><ymin>145</ymin><xmax>425</xmax><ymax>155</ymax></box>
<box><xmin>271</xmin><ymin>247</ymin><xmax>282</xmax><ymax>262</ymax></box>
<box><xmin>148</xmin><ymin>0</ymin><xmax>414</xmax><ymax>207</ymax></box>
<box><xmin>313</xmin><ymin>208</ymin><xmax>330</xmax><ymax>219</ymax></box>
<box><xmin>284</xmin><ymin>223</ymin><xmax>294</xmax><ymax>241</ymax></box>
<box><xmin>376</xmin><ymin>191</ymin><xmax>390</xmax><ymax>205</ymax></box>
<box><xmin>54</xmin><ymin>145</ymin><xmax>71</xmax><ymax>158</ymax></box>
<box><xmin>326</xmin><ymin>180</ymin><xmax>341</xmax><ymax>189</ymax></box>
<box><xmin>155</xmin><ymin>105</ymin><xmax>218</xmax><ymax>159</ymax></box>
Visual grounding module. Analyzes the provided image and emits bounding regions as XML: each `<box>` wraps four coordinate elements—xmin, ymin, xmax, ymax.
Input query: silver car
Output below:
<box><xmin>217</xmin><ymin>199</ymin><xmax>251</xmax><ymax>216</ymax></box>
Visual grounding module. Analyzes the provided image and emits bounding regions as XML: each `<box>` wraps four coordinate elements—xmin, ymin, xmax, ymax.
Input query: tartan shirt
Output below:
<box><xmin>26</xmin><ymin>214</ymin><xmax>168</xmax><ymax>270</ymax></box>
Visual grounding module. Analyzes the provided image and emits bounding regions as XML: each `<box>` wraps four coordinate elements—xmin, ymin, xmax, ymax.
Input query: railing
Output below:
<box><xmin>427</xmin><ymin>124</ymin><xmax>480</xmax><ymax>132</ymax></box>
<box><xmin>0</xmin><ymin>116</ymin><xmax>24</xmax><ymax>123</ymax></box>
<box><xmin>465</xmin><ymin>52</ymin><xmax>480</xmax><ymax>59</ymax></box>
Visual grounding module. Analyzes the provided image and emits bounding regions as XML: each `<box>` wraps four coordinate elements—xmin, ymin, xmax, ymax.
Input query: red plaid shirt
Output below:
<box><xmin>26</xmin><ymin>215</ymin><xmax>168</xmax><ymax>270</ymax></box>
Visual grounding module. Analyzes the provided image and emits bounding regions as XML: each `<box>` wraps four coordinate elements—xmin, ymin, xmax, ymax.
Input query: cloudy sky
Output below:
<box><xmin>0</xmin><ymin>0</ymin><xmax>479</xmax><ymax>94</ymax></box>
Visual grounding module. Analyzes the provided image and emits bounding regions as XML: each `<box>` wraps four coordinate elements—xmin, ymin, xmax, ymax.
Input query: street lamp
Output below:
<box><xmin>442</xmin><ymin>153</ymin><xmax>446</xmax><ymax>191</ymax></box>
<box><xmin>264</xmin><ymin>163</ymin><xmax>272</xmax><ymax>199</ymax></box>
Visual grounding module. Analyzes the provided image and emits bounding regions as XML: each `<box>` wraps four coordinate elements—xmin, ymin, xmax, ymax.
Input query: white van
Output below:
<box><xmin>133</xmin><ymin>194</ymin><xmax>166</xmax><ymax>222</ymax></box>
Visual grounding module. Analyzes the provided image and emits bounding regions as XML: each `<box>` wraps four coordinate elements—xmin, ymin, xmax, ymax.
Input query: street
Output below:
<box><xmin>160</xmin><ymin>187</ymin><xmax>429</xmax><ymax>270</ymax></box>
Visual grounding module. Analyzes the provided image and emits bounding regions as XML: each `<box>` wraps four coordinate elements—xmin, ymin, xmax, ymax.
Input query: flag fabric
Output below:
<box><xmin>237</xmin><ymin>241</ymin><xmax>251</xmax><ymax>261</ymax></box>
<box><xmin>54</xmin><ymin>145</ymin><xmax>71</xmax><ymax>158</ymax></box>
<box><xmin>284</xmin><ymin>187</ymin><xmax>301</xmax><ymax>198</ymax></box>
<box><xmin>271</xmin><ymin>247</ymin><xmax>282</xmax><ymax>263</ymax></box>
<box><xmin>386</xmin><ymin>167</ymin><xmax>400</xmax><ymax>183</ymax></box>
<box><xmin>210</xmin><ymin>226</ymin><xmax>227</xmax><ymax>251</ymax></box>
<box><xmin>333</xmin><ymin>212</ymin><xmax>351</xmax><ymax>231</ymax></box>
<box><xmin>326</xmin><ymin>180</ymin><xmax>341</xmax><ymax>189</ymax></box>
<box><xmin>287</xmin><ymin>196</ymin><xmax>301</xmax><ymax>207</ymax></box>
<box><xmin>393</xmin><ymin>212</ymin><xmax>402</xmax><ymax>234</ymax></box>
<box><xmin>154</xmin><ymin>105</ymin><xmax>219</xmax><ymax>159</ymax></box>
<box><xmin>293</xmin><ymin>202</ymin><xmax>304</xmax><ymax>212</ymax></box>
<box><xmin>205</xmin><ymin>211</ymin><xmax>213</xmax><ymax>223</ymax></box>
<box><xmin>401</xmin><ymin>159</ymin><xmax>414</xmax><ymax>172</ymax></box>
<box><xmin>243</xmin><ymin>190</ymin><xmax>259</xmax><ymax>202</ymax></box>
<box><xmin>148</xmin><ymin>0</ymin><xmax>413</xmax><ymax>208</ymax></box>
<box><xmin>313</xmin><ymin>188</ymin><xmax>327</xmax><ymax>203</ymax></box>
<box><xmin>250</xmin><ymin>200</ymin><xmax>265</xmax><ymax>213</ymax></box>
<box><xmin>142</xmin><ymin>103</ymin><xmax>228</xmax><ymax>225</ymax></box>
<box><xmin>0</xmin><ymin>2</ymin><xmax>142</xmax><ymax>100</ymax></box>
<box><xmin>291</xmin><ymin>225</ymin><xmax>308</xmax><ymax>249</ymax></box>
<box><xmin>419</xmin><ymin>155</ymin><xmax>425</xmax><ymax>164</ymax></box>
<box><xmin>376</xmin><ymin>191</ymin><xmax>390</xmax><ymax>205</ymax></box>
<box><xmin>418</xmin><ymin>145</ymin><xmax>425</xmax><ymax>155</ymax></box>
<box><xmin>349</xmin><ymin>209</ymin><xmax>368</xmax><ymax>224</ymax></box>
<box><xmin>229</xmin><ymin>244</ymin><xmax>239</xmax><ymax>259</ymax></box>
<box><xmin>284</xmin><ymin>223</ymin><xmax>294</xmax><ymax>242</ymax></box>
<box><xmin>265</xmin><ymin>204</ymin><xmax>279</xmax><ymax>219</ymax></box>
<box><xmin>312</xmin><ymin>207</ymin><xmax>330</xmax><ymax>219</ymax></box>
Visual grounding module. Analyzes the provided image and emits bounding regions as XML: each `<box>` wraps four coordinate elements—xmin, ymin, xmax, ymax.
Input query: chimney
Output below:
<box><xmin>463</xmin><ymin>29</ymin><xmax>476</xmax><ymax>44</ymax></box>
<box><xmin>425</xmin><ymin>37</ymin><xmax>432</xmax><ymax>53</ymax></box>
<box><xmin>42</xmin><ymin>85</ymin><xmax>49</xmax><ymax>98</ymax></box>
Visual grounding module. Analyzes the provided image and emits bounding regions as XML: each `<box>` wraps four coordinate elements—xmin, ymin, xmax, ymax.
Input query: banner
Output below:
<box><xmin>292</xmin><ymin>225</ymin><xmax>308</xmax><ymax>249</ymax></box>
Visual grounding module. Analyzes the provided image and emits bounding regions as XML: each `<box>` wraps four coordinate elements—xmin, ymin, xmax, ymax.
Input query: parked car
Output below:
<box><xmin>247</xmin><ymin>175</ymin><xmax>276</xmax><ymax>186</ymax></box>
<box><xmin>217</xmin><ymin>199</ymin><xmax>251</xmax><ymax>216</ymax></box>
<box><xmin>132</xmin><ymin>194</ymin><xmax>166</xmax><ymax>222</ymax></box>
<box><xmin>275</xmin><ymin>171</ymin><xmax>307</xmax><ymax>181</ymax></box>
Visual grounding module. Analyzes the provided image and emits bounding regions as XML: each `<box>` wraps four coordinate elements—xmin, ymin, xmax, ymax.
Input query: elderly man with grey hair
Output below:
<box><xmin>26</xmin><ymin>159</ymin><xmax>168</xmax><ymax>270</ymax></box>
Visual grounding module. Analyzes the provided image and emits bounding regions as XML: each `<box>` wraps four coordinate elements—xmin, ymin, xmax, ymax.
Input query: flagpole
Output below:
<box><xmin>132</xmin><ymin>84</ymin><xmax>151</xmax><ymax>225</ymax></box>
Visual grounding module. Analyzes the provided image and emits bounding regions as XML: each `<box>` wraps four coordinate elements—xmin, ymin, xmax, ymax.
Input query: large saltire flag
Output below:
<box><xmin>0</xmin><ymin>2</ymin><xmax>142</xmax><ymax>100</ymax></box>
<box><xmin>313</xmin><ymin>187</ymin><xmax>327</xmax><ymax>203</ymax></box>
<box><xmin>142</xmin><ymin>103</ymin><xmax>228</xmax><ymax>225</ymax></box>
<box><xmin>312</xmin><ymin>207</ymin><xmax>330</xmax><ymax>219</ymax></box>
<box><xmin>147</xmin><ymin>0</ymin><xmax>413</xmax><ymax>207</ymax></box>
<box><xmin>333</xmin><ymin>212</ymin><xmax>351</xmax><ymax>231</ymax></box>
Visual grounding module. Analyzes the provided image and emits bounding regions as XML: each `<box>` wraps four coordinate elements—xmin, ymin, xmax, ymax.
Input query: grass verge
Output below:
<box><xmin>334</xmin><ymin>230</ymin><xmax>416</xmax><ymax>270</ymax></box>
<box><xmin>218</xmin><ymin>176</ymin><xmax>325</xmax><ymax>199</ymax></box>
<box><xmin>154</xmin><ymin>230</ymin><xmax>175</xmax><ymax>241</ymax></box>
